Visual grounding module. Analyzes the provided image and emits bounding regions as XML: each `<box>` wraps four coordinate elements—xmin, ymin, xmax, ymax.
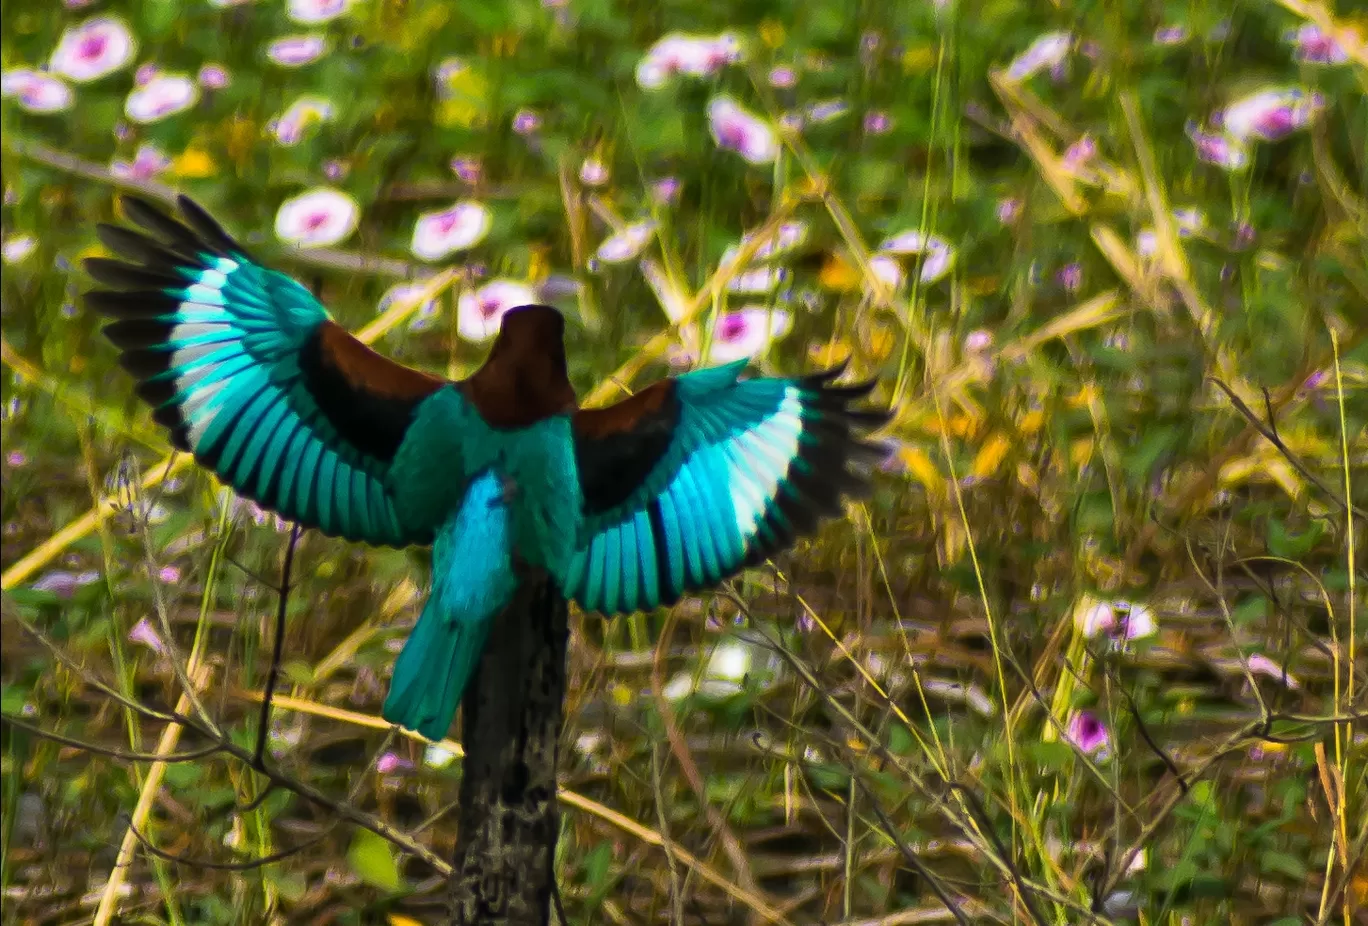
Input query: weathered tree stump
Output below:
<box><xmin>450</xmin><ymin>574</ymin><xmax>568</xmax><ymax>926</ymax></box>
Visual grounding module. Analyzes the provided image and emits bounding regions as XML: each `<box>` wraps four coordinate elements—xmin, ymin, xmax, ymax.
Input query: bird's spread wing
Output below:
<box><xmin>566</xmin><ymin>360</ymin><xmax>888</xmax><ymax>615</ymax></box>
<box><xmin>84</xmin><ymin>195</ymin><xmax>446</xmax><ymax>546</ymax></box>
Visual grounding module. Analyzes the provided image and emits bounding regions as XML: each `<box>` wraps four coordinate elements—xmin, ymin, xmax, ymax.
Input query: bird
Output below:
<box><xmin>83</xmin><ymin>194</ymin><xmax>890</xmax><ymax>742</ymax></box>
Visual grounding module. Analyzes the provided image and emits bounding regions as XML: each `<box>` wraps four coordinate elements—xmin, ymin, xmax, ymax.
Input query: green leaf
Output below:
<box><xmin>1259</xmin><ymin>851</ymin><xmax>1308</xmax><ymax>880</ymax></box>
<box><xmin>347</xmin><ymin>828</ymin><xmax>403</xmax><ymax>893</ymax></box>
<box><xmin>1267</xmin><ymin>518</ymin><xmax>1326</xmax><ymax>558</ymax></box>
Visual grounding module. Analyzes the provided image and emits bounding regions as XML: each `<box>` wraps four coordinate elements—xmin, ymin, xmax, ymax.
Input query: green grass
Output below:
<box><xmin>2</xmin><ymin>0</ymin><xmax>1365</xmax><ymax>924</ymax></box>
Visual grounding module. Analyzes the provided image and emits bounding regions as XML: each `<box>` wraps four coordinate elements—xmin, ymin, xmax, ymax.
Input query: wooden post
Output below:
<box><xmin>450</xmin><ymin>574</ymin><xmax>568</xmax><ymax>925</ymax></box>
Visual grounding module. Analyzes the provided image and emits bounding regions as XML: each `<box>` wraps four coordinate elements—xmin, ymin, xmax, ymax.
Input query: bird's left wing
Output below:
<box><xmin>83</xmin><ymin>195</ymin><xmax>447</xmax><ymax>547</ymax></box>
<box><xmin>566</xmin><ymin>361</ymin><xmax>888</xmax><ymax>615</ymax></box>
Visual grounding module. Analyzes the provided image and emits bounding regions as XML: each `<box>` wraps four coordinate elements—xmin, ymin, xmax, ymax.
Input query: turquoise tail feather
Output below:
<box><xmin>382</xmin><ymin>469</ymin><xmax>516</xmax><ymax>741</ymax></box>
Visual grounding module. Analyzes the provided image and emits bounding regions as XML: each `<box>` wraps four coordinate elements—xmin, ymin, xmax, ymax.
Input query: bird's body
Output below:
<box><xmin>85</xmin><ymin>195</ymin><xmax>888</xmax><ymax>742</ymax></box>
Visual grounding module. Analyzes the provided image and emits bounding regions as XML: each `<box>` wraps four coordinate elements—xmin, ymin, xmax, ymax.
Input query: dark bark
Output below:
<box><xmin>450</xmin><ymin>574</ymin><xmax>568</xmax><ymax>926</ymax></box>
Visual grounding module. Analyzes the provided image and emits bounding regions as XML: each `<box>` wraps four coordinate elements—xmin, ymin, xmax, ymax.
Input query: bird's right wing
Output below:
<box><xmin>566</xmin><ymin>361</ymin><xmax>888</xmax><ymax>615</ymax></box>
<box><xmin>84</xmin><ymin>195</ymin><xmax>447</xmax><ymax>546</ymax></box>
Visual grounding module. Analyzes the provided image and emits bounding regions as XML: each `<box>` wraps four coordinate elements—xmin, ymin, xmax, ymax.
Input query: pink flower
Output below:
<box><xmin>1219</xmin><ymin>87</ymin><xmax>1324</xmax><ymax>142</ymax></box>
<box><xmin>158</xmin><ymin>565</ymin><xmax>181</xmax><ymax>584</ymax></box>
<box><xmin>271</xmin><ymin>95</ymin><xmax>335</xmax><ymax>146</ymax></box>
<box><xmin>1246</xmin><ymin>654</ymin><xmax>1300</xmax><ymax>689</ymax></box>
<box><xmin>707</xmin><ymin>95</ymin><xmax>779</xmax><ymax>165</ymax></box>
<box><xmin>1186</xmin><ymin>123</ymin><xmax>1249</xmax><ymax>171</ymax></box>
<box><xmin>1062</xmin><ymin>135</ymin><xmax>1097</xmax><ymax>169</ymax></box>
<box><xmin>636</xmin><ymin>32</ymin><xmax>744</xmax><ymax>89</ymax></box>
<box><xmin>768</xmin><ymin>66</ymin><xmax>797</xmax><ymax>88</ymax></box>
<box><xmin>287</xmin><ymin>0</ymin><xmax>352</xmax><ymax>24</ymax></box>
<box><xmin>375</xmin><ymin>752</ymin><xmax>413</xmax><ymax>774</ymax></box>
<box><xmin>110</xmin><ymin>142</ymin><xmax>172</xmax><ymax>181</ymax></box>
<box><xmin>449</xmin><ymin>156</ymin><xmax>482</xmax><ymax>185</ymax></box>
<box><xmin>124</xmin><ymin>72</ymin><xmax>199</xmax><ymax>123</ymax></box>
<box><xmin>863</xmin><ymin>110</ymin><xmax>892</xmax><ymax>134</ymax></box>
<box><xmin>1006</xmin><ymin>31</ymin><xmax>1071</xmax><ymax>81</ymax></box>
<box><xmin>996</xmin><ymin>198</ymin><xmax>1022</xmax><ymax>224</ymax></box>
<box><xmin>274</xmin><ymin>187</ymin><xmax>359</xmax><ymax>248</ymax></box>
<box><xmin>410</xmin><ymin>201</ymin><xmax>492</xmax><ymax>261</ymax></box>
<box><xmin>196</xmin><ymin>64</ymin><xmax>231</xmax><ymax>89</ymax></box>
<box><xmin>964</xmin><ymin>329</ymin><xmax>993</xmax><ymax>353</ymax></box>
<box><xmin>1</xmin><ymin>69</ymin><xmax>75</xmax><ymax>114</ymax></box>
<box><xmin>128</xmin><ymin>617</ymin><xmax>166</xmax><ymax>653</ymax></box>
<box><xmin>1284</xmin><ymin>24</ymin><xmax>1351</xmax><ymax>65</ymax></box>
<box><xmin>5</xmin><ymin>450</ymin><xmax>29</xmax><ymax>466</ymax></box>
<box><xmin>1066</xmin><ymin>710</ymin><xmax>1110</xmax><ymax>755</ymax></box>
<box><xmin>877</xmin><ymin>230</ymin><xmax>956</xmax><ymax>283</ymax></box>
<box><xmin>267</xmin><ymin>34</ymin><xmax>329</xmax><ymax>67</ymax></box>
<box><xmin>650</xmin><ymin>177</ymin><xmax>682</xmax><ymax>204</ymax></box>
<box><xmin>457</xmin><ymin>280</ymin><xmax>537</xmax><ymax>343</ymax></box>
<box><xmin>579</xmin><ymin>157</ymin><xmax>610</xmax><ymax>187</ymax></box>
<box><xmin>592</xmin><ymin>220</ymin><xmax>656</xmax><ymax>267</ymax></box>
<box><xmin>1056</xmin><ymin>262</ymin><xmax>1082</xmax><ymax>292</ymax></box>
<box><xmin>705</xmin><ymin>308</ymin><xmax>792</xmax><ymax>363</ymax></box>
<box><xmin>1153</xmin><ymin>25</ymin><xmax>1188</xmax><ymax>45</ymax></box>
<box><xmin>512</xmin><ymin>108</ymin><xmax>541</xmax><ymax>134</ymax></box>
<box><xmin>49</xmin><ymin>16</ymin><xmax>136</xmax><ymax>83</ymax></box>
<box><xmin>1076</xmin><ymin>599</ymin><xmax>1156</xmax><ymax>641</ymax></box>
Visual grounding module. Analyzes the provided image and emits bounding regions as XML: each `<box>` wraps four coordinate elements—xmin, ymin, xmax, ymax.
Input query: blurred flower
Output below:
<box><xmin>196</xmin><ymin>63</ymin><xmax>231</xmax><ymax>89</ymax></box>
<box><xmin>511</xmin><ymin>108</ymin><xmax>540</xmax><ymax>134</ymax></box>
<box><xmin>2</xmin><ymin>235</ymin><xmax>37</xmax><ymax>264</ymax></box>
<box><xmin>376</xmin><ymin>752</ymin><xmax>413</xmax><ymax>774</ymax></box>
<box><xmin>5</xmin><ymin>450</ymin><xmax>28</xmax><ymax>466</ymax></box>
<box><xmin>1186</xmin><ymin>123</ymin><xmax>1249</xmax><ymax>171</ymax></box>
<box><xmin>806</xmin><ymin>98</ymin><xmax>849</xmax><ymax>123</ymax></box>
<box><xmin>708</xmin><ymin>95</ymin><xmax>779</xmax><ymax>165</ymax></box>
<box><xmin>1153</xmin><ymin>25</ymin><xmax>1188</xmax><ymax>45</ymax></box>
<box><xmin>964</xmin><ymin>329</ymin><xmax>992</xmax><ymax>353</ymax></box>
<box><xmin>411</xmin><ymin>201</ymin><xmax>491</xmax><ymax>261</ymax></box>
<box><xmin>996</xmin><ymin>197</ymin><xmax>1022</xmax><ymax>224</ymax></box>
<box><xmin>287</xmin><ymin>0</ymin><xmax>352</xmax><ymax>24</ymax></box>
<box><xmin>1246</xmin><ymin>653</ymin><xmax>1300</xmax><ymax>689</ymax></box>
<box><xmin>636</xmin><ymin>32</ymin><xmax>744</xmax><ymax>89</ymax></box>
<box><xmin>1066</xmin><ymin>710</ymin><xmax>1110</xmax><ymax>755</ymax></box>
<box><xmin>457</xmin><ymin>279</ymin><xmax>537</xmax><ymax>342</ymax></box>
<box><xmin>1219</xmin><ymin>87</ymin><xmax>1324</xmax><ymax>142</ymax></box>
<box><xmin>322</xmin><ymin>158</ymin><xmax>347</xmax><ymax>180</ymax></box>
<box><xmin>1</xmin><ymin>69</ymin><xmax>75</xmax><ymax>114</ymax></box>
<box><xmin>1077</xmin><ymin>598</ymin><xmax>1156</xmax><ymax>641</ymax></box>
<box><xmin>1284</xmin><ymin>24</ymin><xmax>1351</xmax><ymax>65</ymax></box>
<box><xmin>705</xmin><ymin>307</ymin><xmax>792</xmax><ymax>363</ymax></box>
<box><xmin>32</xmin><ymin>569</ymin><xmax>100</xmax><ymax>597</ymax></box>
<box><xmin>158</xmin><ymin>565</ymin><xmax>181</xmax><ymax>584</ymax></box>
<box><xmin>125</xmin><ymin>72</ymin><xmax>198</xmax><ymax>123</ymax></box>
<box><xmin>863</xmin><ymin>110</ymin><xmax>892</xmax><ymax>134</ymax></box>
<box><xmin>1136</xmin><ymin>229</ymin><xmax>1157</xmax><ymax>258</ymax></box>
<box><xmin>1006</xmin><ymin>31</ymin><xmax>1071</xmax><ymax>81</ymax></box>
<box><xmin>592</xmin><ymin>220</ymin><xmax>656</xmax><ymax>266</ymax></box>
<box><xmin>878</xmin><ymin>230</ymin><xmax>956</xmax><ymax>283</ymax></box>
<box><xmin>579</xmin><ymin>157</ymin><xmax>610</xmax><ymax>187</ymax></box>
<box><xmin>134</xmin><ymin>62</ymin><xmax>158</xmax><ymax>86</ymax></box>
<box><xmin>650</xmin><ymin>176</ymin><xmax>682</xmax><ymax>204</ymax></box>
<box><xmin>768</xmin><ymin>65</ymin><xmax>797</xmax><ymax>88</ymax></box>
<box><xmin>271</xmin><ymin>95</ymin><xmax>335</xmax><ymax>146</ymax></box>
<box><xmin>725</xmin><ymin>220</ymin><xmax>808</xmax><ymax>264</ymax></box>
<box><xmin>1173</xmin><ymin>207</ymin><xmax>1205</xmax><ymax>237</ymax></box>
<box><xmin>379</xmin><ymin>280</ymin><xmax>441</xmax><ymax>331</ymax></box>
<box><xmin>110</xmin><ymin>142</ymin><xmax>171</xmax><ymax>181</ymax></box>
<box><xmin>869</xmin><ymin>254</ymin><xmax>903</xmax><ymax>288</ymax></box>
<box><xmin>424</xmin><ymin>744</ymin><xmax>456</xmax><ymax>765</ymax></box>
<box><xmin>50</xmin><ymin>16</ymin><xmax>136</xmax><ymax>83</ymax></box>
<box><xmin>128</xmin><ymin>617</ymin><xmax>165</xmax><ymax>652</ymax></box>
<box><xmin>1062</xmin><ymin>135</ymin><xmax>1097</xmax><ymax>170</ymax></box>
<box><xmin>267</xmin><ymin>33</ymin><xmax>329</xmax><ymax>67</ymax></box>
<box><xmin>1057</xmin><ymin>262</ymin><xmax>1082</xmax><ymax>292</ymax></box>
<box><xmin>274</xmin><ymin>187</ymin><xmax>359</xmax><ymax>248</ymax></box>
<box><xmin>449</xmin><ymin>155</ymin><xmax>482</xmax><ymax>185</ymax></box>
<box><xmin>727</xmin><ymin>266</ymin><xmax>788</xmax><ymax>294</ymax></box>
<box><xmin>640</xmin><ymin>259</ymin><xmax>690</xmax><ymax>322</ymax></box>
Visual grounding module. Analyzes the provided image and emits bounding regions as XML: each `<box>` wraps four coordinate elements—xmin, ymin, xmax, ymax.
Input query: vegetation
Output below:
<box><xmin>2</xmin><ymin>0</ymin><xmax>1364</xmax><ymax>923</ymax></box>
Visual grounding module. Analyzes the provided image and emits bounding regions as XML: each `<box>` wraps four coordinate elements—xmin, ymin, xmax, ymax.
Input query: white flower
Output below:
<box><xmin>2</xmin><ymin>69</ymin><xmax>75</xmax><ymax>114</ymax></box>
<box><xmin>379</xmin><ymin>280</ymin><xmax>441</xmax><ymax>331</ymax></box>
<box><xmin>266</xmin><ymin>33</ymin><xmax>329</xmax><ymax>67</ymax></box>
<box><xmin>707</xmin><ymin>95</ymin><xmax>779</xmax><ymax>165</ymax></box>
<box><xmin>124</xmin><ymin>72</ymin><xmax>198</xmax><ymax>123</ymax></box>
<box><xmin>705</xmin><ymin>307</ymin><xmax>792</xmax><ymax>363</ymax></box>
<box><xmin>1221</xmin><ymin>87</ymin><xmax>1324</xmax><ymax>142</ymax></box>
<box><xmin>424</xmin><ymin>744</ymin><xmax>456</xmax><ymax>765</ymax></box>
<box><xmin>1246</xmin><ymin>654</ymin><xmax>1300</xmax><ymax>689</ymax></box>
<box><xmin>636</xmin><ymin>32</ymin><xmax>743</xmax><ymax>88</ymax></box>
<box><xmin>2</xmin><ymin>235</ymin><xmax>37</xmax><ymax>264</ymax></box>
<box><xmin>727</xmin><ymin>266</ymin><xmax>788</xmax><ymax>295</ymax></box>
<box><xmin>592</xmin><ymin>221</ymin><xmax>656</xmax><ymax>266</ymax></box>
<box><xmin>272</xmin><ymin>95</ymin><xmax>335</xmax><ymax>146</ymax></box>
<box><xmin>287</xmin><ymin>0</ymin><xmax>353</xmax><ymax>25</ymax></box>
<box><xmin>878</xmin><ymin>230</ymin><xmax>956</xmax><ymax>283</ymax></box>
<box><xmin>457</xmin><ymin>279</ymin><xmax>537</xmax><ymax>343</ymax></box>
<box><xmin>110</xmin><ymin>142</ymin><xmax>171</xmax><ymax>181</ymax></box>
<box><xmin>274</xmin><ymin>187</ymin><xmax>359</xmax><ymax>248</ymax></box>
<box><xmin>868</xmin><ymin>255</ymin><xmax>904</xmax><ymax>288</ymax></box>
<box><xmin>410</xmin><ymin>201</ymin><xmax>491</xmax><ymax>261</ymax></box>
<box><xmin>722</xmin><ymin>220</ymin><xmax>808</xmax><ymax>266</ymax></box>
<box><xmin>1006</xmin><ymin>31</ymin><xmax>1072</xmax><ymax>81</ymax></box>
<box><xmin>50</xmin><ymin>16</ymin><xmax>136</xmax><ymax>83</ymax></box>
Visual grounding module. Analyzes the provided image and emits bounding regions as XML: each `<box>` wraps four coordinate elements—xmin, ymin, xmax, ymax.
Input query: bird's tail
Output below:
<box><xmin>382</xmin><ymin>469</ymin><xmax>516</xmax><ymax>741</ymax></box>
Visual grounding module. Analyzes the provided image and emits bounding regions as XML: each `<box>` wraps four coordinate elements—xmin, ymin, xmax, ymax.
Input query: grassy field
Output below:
<box><xmin>2</xmin><ymin>0</ymin><xmax>1366</xmax><ymax>924</ymax></box>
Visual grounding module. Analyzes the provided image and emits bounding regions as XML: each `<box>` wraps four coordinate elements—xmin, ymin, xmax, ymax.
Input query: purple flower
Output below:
<box><xmin>449</xmin><ymin>156</ymin><xmax>482</xmax><ymax>185</ymax></box>
<box><xmin>32</xmin><ymin>569</ymin><xmax>100</xmax><ymax>597</ymax></box>
<box><xmin>1006</xmin><ymin>31</ymin><xmax>1071</xmax><ymax>81</ymax></box>
<box><xmin>1219</xmin><ymin>87</ymin><xmax>1324</xmax><ymax>142</ymax></box>
<box><xmin>1284</xmin><ymin>24</ymin><xmax>1350</xmax><ymax>65</ymax></box>
<box><xmin>158</xmin><ymin>565</ymin><xmax>181</xmax><ymax>584</ymax></box>
<box><xmin>378</xmin><ymin>280</ymin><xmax>441</xmax><ymax>331</ymax></box>
<box><xmin>1056</xmin><ymin>262</ymin><xmax>1083</xmax><ymax>292</ymax></box>
<box><xmin>287</xmin><ymin>0</ymin><xmax>353</xmax><ymax>24</ymax></box>
<box><xmin>996</xmin><ymin>198</ymin><xmax>1022</xmax><ymax>224</ymax></box>
<box><xmin>1066</xmin><ymin>711</ymin><xmax>1110</xmax><ymax>755</ymax></box>
<box><xmin>1186</xmin><ymin>123</ymin><xmax>1249</xmax><ymax>171</ymax></box>
<box><xmin>704</xmin><ymin>307</ymin><xmax>792</xmax><ymax>363</ymax></box>
<box><xmin>511</xmin><ymin>108</ymin><xmax>541</xmax><ymax>135</ymax></box>
<box><xmin>274</xmin><ymin>187</ymin><xmax>359</xmax><ymax>248</ymax></box>
<box><xmin>1153</xmin><ymin>25</ymin><xmax>1188</xmax><ymax>46</ymax></box>
<box><xmin>322</xmin><ymin>158</ymin><xmax>347</xmax><ymax>180</ymax></box>
<box><xmin>271</xmin><ymin>96</ymin><xmax>335</xmax><ymax>147</ymax></box>
<box><xmin>49</xmin><ymin>16</ymin><xmax>136</xmax><ymax>83</ymax></box>
<box><xmin>1062</xmin><ymin>135</ymin><xmax>1097</xmax><ymax>169</ymax></box>
<box><xmin>375</xmin><ymin>752</ymin><xmax>413</xmax><ymax>774</ymax></box>
<box><xmin>125</xmin><ymin>72</ymin><xmax>199</xmax><ymax>124</ymax></box>
<box><xmin>1246</xmin><ymin>654</ymin><xmax>1300</xmax><ymax>689</ymax></box>
<box><xmin>128</xmin><ymin>617</ymin><xmax>166</xmax><ymax>653</ymax></box>
<box><xmin>635</xmin><ymin>32</ymin><xmax>744</xmax><ymax>89</ymax></box>
<box><xmin>410</xmin><ymin>201</ymin><xmax>491</xmax><ymax>261</ymax></box>
<box><xmin>110</xmin><ymin>142</ymin><xmax>171</xmax><ymax>181</ymax></box>
<box><xmin>592</xmin><ymin>220</ymin><xmax>656</xmax><ymax>266</ymax></box>
<box><xmin>806</xmin><ymin>99</ymin><xmax>849</xmax><ymax>124</ymax></box>
<box><xmin>768</xmin><ymin>66</ymin><xmax>797</xmax><ymax>88</ymax></box>
<box><xmin>267</xmin><ymin>34</ymin><xmax>329</xmax><ymax>68</ymax></box>
<box><xmin>579</xmin><ymin>157</ymin><xmax>610</xmax><ymax>187</ymax></box>
<box><xmin>1</xmin><ymin>69</ymin><xmax>75</xmax><ymax>114</ymax></box>
<box><xmin>5</xmin><ymin>449</ymin><xmax>29</xmax><ymax>466</ymax></box>
<box><xmin>650</xmin><ymin>176</ymin><xmax>681</xmax><ymax>204</ymax></box>
<box><xmin>707</xmin><ymin>95</ymin><xmax>779</xmax><ymax>165</ymax></box>
<box><xmin>196</xmin><ymin>64</ymin><xmax>231</xmax><ymax>89</ymax></box>
<box><xmin>457</xmin><ymin>280</ymin><xmax>537</xmax><ymax>343</ymax></box>
<box><xmin>863</xmin><ymin>110</ymin><xmax>892</xmax><ymax>135</ymax></box>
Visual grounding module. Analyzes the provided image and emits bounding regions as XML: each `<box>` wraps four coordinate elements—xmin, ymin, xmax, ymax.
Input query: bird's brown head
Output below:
<box><xmin>462</xmin><ymin>304</ymin><xmax>578</xmax><ymax>429</ymax></box>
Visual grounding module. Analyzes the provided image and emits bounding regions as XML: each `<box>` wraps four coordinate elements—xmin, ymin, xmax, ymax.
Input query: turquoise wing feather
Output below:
<box><xmin>566</xmin><ymin>361</ymin><xmax>888</xmax><ymax>615</ymax></box>
<box><xmin>84</xmin><ymin>195</ymin><xmax>447</xmax><ymax>546</ymax></box>
<box><xmin>383</xmin><ymin>468</ymin><xmax>516</xmax><ymax>740</ymax></box>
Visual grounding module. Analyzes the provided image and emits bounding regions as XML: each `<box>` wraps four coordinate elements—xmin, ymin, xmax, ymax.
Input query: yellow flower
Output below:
<box><xmin>173</xmin><ymin>147</ymin><xmax>216</xmax><ymax>179</ymax></box>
